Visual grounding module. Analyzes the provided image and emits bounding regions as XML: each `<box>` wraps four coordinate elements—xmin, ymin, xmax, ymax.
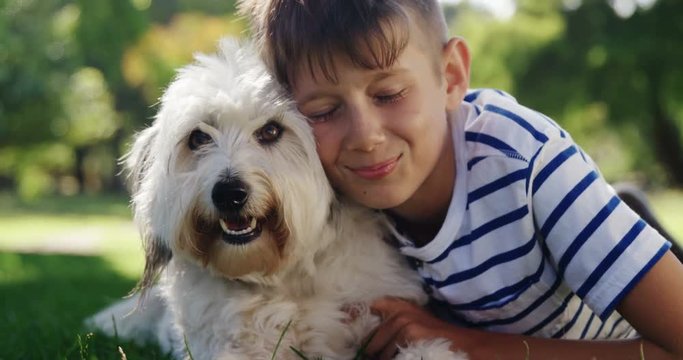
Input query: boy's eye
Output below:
<box><xmin>306</xmin><ymin>106</ymin><xmax>339</xmax><ymax>124</ymax></box>
<box><xmin>188</xmin><ymin>129</ymin><xmax>214</xmax><ymax>150</ymax></box>
<box><xmin>255</xmin><ymin>121</ymin><xmax>284</xmax><ymax>145</ymax></box>
<box><xmin>375</xmin><ymin>89</ymin><xmax>407</xmax><ymax>104</ymax></box>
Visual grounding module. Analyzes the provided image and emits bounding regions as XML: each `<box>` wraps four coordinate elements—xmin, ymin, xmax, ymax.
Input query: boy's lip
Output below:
<box><xmin>347</xmin><ymin>155</ymin><xmax>401</xmax><ymax>180</ymax></box>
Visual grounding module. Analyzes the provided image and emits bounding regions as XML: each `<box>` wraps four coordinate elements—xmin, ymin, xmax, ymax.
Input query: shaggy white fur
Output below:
<box><xmin>87</xmin><ymin>39</ymin><xmax>467</xmax><ymax>360</ymax></box>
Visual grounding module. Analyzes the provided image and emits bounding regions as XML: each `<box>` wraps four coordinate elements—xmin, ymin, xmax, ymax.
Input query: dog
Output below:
<box><xmin>87</xmin><ymin>39</ymin><xmax>466</xmax><ymax>360</ymax></box>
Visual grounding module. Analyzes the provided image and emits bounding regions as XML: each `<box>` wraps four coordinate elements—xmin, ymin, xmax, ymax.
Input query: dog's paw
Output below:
<box><xmin>395</xmin><ymin>338</ymin><xmax>468</xmax><ymax>360</ymax></box>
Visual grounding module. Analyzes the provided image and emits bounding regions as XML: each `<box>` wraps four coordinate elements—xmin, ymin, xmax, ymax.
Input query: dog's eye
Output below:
<box><xmin>188</xmin><ymin>129</ymin><xmax>213</xmax><ymax>150</ymax></box>
<box><xmin>255</xmin><ymin>121</ymin><xmax>283</xmax><ymax>145</ymax></box>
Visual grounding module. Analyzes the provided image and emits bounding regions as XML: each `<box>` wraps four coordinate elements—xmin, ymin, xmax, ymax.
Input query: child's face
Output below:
<box><xmin>292</xmin><ymin>35</ymin><xmax>468</xmax><ymax>211</ymax></box>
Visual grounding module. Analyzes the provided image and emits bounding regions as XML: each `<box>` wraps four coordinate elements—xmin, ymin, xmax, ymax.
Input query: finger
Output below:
<box><xmin>365</xmin><ymin>316</ymin><xmax>404</xmax><ymax>355</ymax></box>
<box><xmin>370</xmin><ymin>297</ymin><xmax>415</xmax><ymax>319</ymax></box>
<box><xmin>378</xmin><ymin>340</ymin><xmax>401</xmax><ymax>360</ymax></box>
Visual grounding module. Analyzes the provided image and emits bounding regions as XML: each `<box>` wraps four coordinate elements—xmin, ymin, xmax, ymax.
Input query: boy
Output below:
<box><xmin>240</xmin><ymin>0</ymin><xmax>683</xmax><ymax>358</ymax></box>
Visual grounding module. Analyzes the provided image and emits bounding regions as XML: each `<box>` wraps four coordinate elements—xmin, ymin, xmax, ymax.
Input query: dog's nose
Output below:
<box><xmin>212</xmin><ymin>179</ymin><xmax>249</xmax><ymax>212</ymax></box>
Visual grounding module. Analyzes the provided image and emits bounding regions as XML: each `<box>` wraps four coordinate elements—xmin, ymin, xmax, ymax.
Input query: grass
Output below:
<box><xmin>0</xmin><ymin>188</ymin><xmax>680</xmax><ymax>359</ymax></box>
<box><xmin>0</xmin><ymin>193</ymin><xmax>171</xmax><ymax>359</ymax></box>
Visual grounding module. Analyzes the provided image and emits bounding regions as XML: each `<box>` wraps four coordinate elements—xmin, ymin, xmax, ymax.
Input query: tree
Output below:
<box><xmin>515</xmin><ymin>0</ymin><xmax>683</xmax><ymax>184</ymax></box>
<box><xmin>449</xmin><ymin>0</ymin><xmax>683</xmax><ymax>185</ymax></box>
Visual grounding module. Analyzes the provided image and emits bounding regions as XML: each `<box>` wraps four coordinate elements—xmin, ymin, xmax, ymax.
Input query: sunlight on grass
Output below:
<box><xmin>0</xmin><ymin>194</ymin><xmax>163</xmax><ymax>359</ymax></box>
<box><xmin>0</xmin><ymin>193</ymin><xmax>144</xmax><ymax>280</ymax></box>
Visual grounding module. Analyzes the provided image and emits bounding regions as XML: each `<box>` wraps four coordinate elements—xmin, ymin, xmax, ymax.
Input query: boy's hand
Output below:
<box><xmin>365</xmin><ymin>297</ymin><xmax>472</xmax><ymax>360</ymax></box>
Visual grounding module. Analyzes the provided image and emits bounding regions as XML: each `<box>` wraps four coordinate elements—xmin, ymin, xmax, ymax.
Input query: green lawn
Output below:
<box><xmin>0</xmin><ymin>189</ymin><xmax>681</xmax><ymax>359</ymax></box>
<box><xmin>0</xmin><ymin>194</ymin><xmax>171</xmax><ymax>359</ymax></box>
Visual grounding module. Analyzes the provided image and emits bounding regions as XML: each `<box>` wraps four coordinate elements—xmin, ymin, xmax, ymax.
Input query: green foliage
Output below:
<box><xmin>451</xmin><ymin>0</ymin><xmax>683</xmax><ymax>185</ymax></box>
<box><xmin>122</xmin><ymin>12</ymin><xmax>246</xmax><ymax>104</ymax></box>
<box><xmin>0</xmin><ymin>0</ymin><xmax>78</xmax><ymax>146</ymax></box>
<box><xmin>61</xmin><ymin>67</ymin><xmax>121</xmax><ymax>146</ymax></box>
<box><xmin>74</xmin><ymin>0</ymin><xmax>149</xmax><ymax>90</ymax></box>
<box><xmin>1</xmin><ymin>0</ymin><xmax>246</xmax><ymax>199</ymax></box>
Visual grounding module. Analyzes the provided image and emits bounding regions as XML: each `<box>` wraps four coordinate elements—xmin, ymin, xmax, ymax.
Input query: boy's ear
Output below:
<box><xmin>442</xmin><ymin>37</ymin><xmax>471</xmax><ymax>111</ymax></box>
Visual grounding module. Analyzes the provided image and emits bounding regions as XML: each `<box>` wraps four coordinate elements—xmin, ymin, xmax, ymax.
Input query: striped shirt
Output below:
<box><xmin>390</xmin><ymin>89</ymin><xmax>671</xmax><ymax>339</ymax></box>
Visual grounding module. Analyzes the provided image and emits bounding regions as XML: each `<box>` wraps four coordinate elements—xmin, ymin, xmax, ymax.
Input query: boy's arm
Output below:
<box><xmin>367</xmin><ymin>251</ymin><xmax>683</xmax><ymax>359</ymax></box>
<box><xmin>367</xmin><ymin>130</ymin><xmax>683</xmax><ymax>359</ymax></box>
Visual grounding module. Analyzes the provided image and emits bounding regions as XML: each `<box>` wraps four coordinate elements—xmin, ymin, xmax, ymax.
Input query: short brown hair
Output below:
<box><xmin>239</xmin><ymin>0</ymin><xmax>449</xmax><ymax>88</ymax></box>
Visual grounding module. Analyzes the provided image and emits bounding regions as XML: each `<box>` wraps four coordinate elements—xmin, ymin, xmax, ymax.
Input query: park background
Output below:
<box><xmin>0</xmin><ymin>0</ymin><xmax>681</xmax><ymax>358</ymax></box>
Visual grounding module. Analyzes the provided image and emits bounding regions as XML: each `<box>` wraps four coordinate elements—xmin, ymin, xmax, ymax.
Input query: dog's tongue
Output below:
<box><xmin>220</xmin><ymin>216</ymin><xmax>257</xmax><ymax>232</ymax></box>
<box><xmin>226</xmin><ymin>217</ymin><xmax>250</xmax><ymax>231</ymax></box>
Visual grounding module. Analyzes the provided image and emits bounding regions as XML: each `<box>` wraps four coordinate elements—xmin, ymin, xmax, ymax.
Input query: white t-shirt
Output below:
<box><xmin>389</xmin><ymin>89</ymin><xmax>671</xmax><ymax>339</ymax></box>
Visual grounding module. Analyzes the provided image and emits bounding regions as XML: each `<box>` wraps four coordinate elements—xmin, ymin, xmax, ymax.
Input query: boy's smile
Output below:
<box><xmin>292</xmin><ymin>35</ymin><xmax>470</xmax><ymax>224</ymax></box>
<box><xmin>347</xmin><ymin>154</ymin><xmax>401</xmax><ymax>180</ymax></box>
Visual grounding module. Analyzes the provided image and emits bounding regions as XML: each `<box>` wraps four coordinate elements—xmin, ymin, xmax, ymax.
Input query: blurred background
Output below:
<box><xmin>0</xmin><ymin>0</ymin><xmax>681</xmax><ymax>358</ymax></box>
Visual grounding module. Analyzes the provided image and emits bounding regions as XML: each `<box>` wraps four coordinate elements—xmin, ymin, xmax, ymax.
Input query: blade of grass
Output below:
<box><xmin>184</xmin><ymin>334</ymin><xmax>196</xmax><ymax>360</ymax></box>
<box><xmin>271</xmin><ymin>319</ymin><xmax>293</xmax><ymax>360</ymax></box>
<box><xmin>354</xmin><ymin>328</ymin><xmax>378</xmax><ymax>360</ymax></box>
<box><xmin>289</xmin><ymin>345</ymin><xmax>311</xmax><ymax>360</ymax></box>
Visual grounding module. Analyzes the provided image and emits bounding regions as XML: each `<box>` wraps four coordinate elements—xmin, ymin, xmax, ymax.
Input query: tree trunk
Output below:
<box><xmin>74</xmin><ymin>146</ymin><xmax>87</xmax><ymax>193</ymax></box>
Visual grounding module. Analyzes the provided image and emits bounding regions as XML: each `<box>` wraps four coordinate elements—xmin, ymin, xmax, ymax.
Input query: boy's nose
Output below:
<box><xmin>344</xmin><ymin>104</ymin><xmax>385</xmax><ymax>152</ymax></box>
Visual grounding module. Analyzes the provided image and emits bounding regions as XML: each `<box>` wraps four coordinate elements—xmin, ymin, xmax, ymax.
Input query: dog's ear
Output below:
<box><xmin>122</xmin><ymin>125</ymin><xmax>171</xmax><ymax>300</ymax></box>
<box><xmin>122</xmin><ymin>125</ymin><xmax>159</xmax><ymax>194</ymax></box>
<box><xmin>133</xmin><ymin>234</ymin><xmax>172</xmax><ymax>299</ymax></box>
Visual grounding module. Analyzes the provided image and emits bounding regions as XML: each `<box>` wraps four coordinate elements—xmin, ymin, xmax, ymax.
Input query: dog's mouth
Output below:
<box><xmin>218</xmin><ymin>215</ymin><xmax>262</xmax><ymax>244</ymax></box>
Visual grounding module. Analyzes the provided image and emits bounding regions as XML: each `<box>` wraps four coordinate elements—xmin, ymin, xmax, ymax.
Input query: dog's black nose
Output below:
<box><xmin>212</xmin><ymin>179</ymin><xmax>249</xmax><ymax>212</ymax></box>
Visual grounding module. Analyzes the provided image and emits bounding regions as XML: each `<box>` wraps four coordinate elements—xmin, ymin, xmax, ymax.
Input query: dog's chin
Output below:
<box><xmin>186</xmin><ymin>209</ymin><xmax>290</xmax><ymax>280</ymax></box>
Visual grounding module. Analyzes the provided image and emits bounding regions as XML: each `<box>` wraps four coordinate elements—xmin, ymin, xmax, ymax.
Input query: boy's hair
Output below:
<box><xmin>239</xmin><ymin>0</ymin><xmax>449</xmax><ymax>88</ymax></box>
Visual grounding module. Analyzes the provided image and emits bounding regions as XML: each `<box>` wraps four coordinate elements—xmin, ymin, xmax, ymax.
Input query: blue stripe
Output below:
<box><xmin>539</xmin><ymin>171</ymin><xmax>599</xmax><ymax>239</ymax></box>
<box><xmin>484</xmin><ymin>104</ymin><xmax>549</xmax><ymax>143</ymax></box>
<box><xmin>557</xmin><ymin>196</ymin><xmax>621</xmax><ymax>278</ymax></box>
<box><xmin>494</xmin><ymin>89</ymin><xmax>505</xmax><ymax>96</ymax></box>
<box><xmin>535</xmin><ymin>111</ymin><xmax>566</xmax><ymax>138</ymax></box>
<box><xmin>579</xmin><ymin>149</ymin><xmax>588</xmax><ymax>163</ymax></box>
<box><xmin>591</xmin><ymin>317</ymin><xmax>608</xmax><ymax>339</ymax></box>
<box><xmin>467</xmin><ymin>156</ymin><xmax>487</xmax><ymax>171</ymax></box>
<box><xmin>474</xmin><ymin>104</ymin><xmax>482</xmax><ymax>116</ymax></box>
<box><xmin>464</xmin><ymin>90</ymin><xmax>482</xmax><ymax>102</ymax></box>
<box><xmin>451</xmin><ymin>257</ymin><xmax>545</xmax><ymax>312</ymax></box>
<box><xmin>525</xmin><ymin>148</ymin><xmax>542</xmax><ymax>194</ymax></box>
<box><xmin>600</xmin><ymin>242</ymin><xmax>671</xmax><ymax>321</ymax></box>
<box><xmin>606</xmin><ymin>317</ymin><xmax>625</xmax><ymax>338</ymax></box>
<box><xmin>469</xmin><ymin>269</ymin><xmax>562</xmax><ymax>326</ymax></box>
<box><xmin>576</xmin><ymin>220</ymin><xmax>647</xmax><ymax>298</ymax></box>
<box><xmin>580</xmin><ymin>313</ymin><xmax>596</xmax><ymax>339</ymax></box>
<box><xmin>524</xmin><ymin>293</ymin><xmax>575</xmax><ymax>335</ymax></box>
<box><xmin>468</xmin><ymin>169</ymin><xmax>527</xmax><ymax>204</ymax></box>
<box><xmin>532</xmin><ymin>145</ymin><xmax>578</xmax><ymax>194</ymax></box>
<box><xmin>552</xmin><ymin>301</ymin><xmax>586</xmax><ymax>338</ymax></box>
<box><xmin>427</xmin><ymin>205</ymin><xmax>530</xmax><ymax>264</ymax></box>
<box><xmin>552</xmin><ymin>301</ymin><xmax>585</xmax><ymax>338</ymax></box>
<box><xmin>465</xmin><ymin>132</ymin><xmax>527</xmax><ymax>162</ymax></box>
<box><xmin>424</xmin><ymin>234</ymin><xmax>537</xmax><ymax>288</ymax></box>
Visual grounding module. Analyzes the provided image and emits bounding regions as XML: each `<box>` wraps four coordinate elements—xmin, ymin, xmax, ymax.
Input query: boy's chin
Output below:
<box><xmin>343</xmin><ymin>185</ymin><xmax>411</xmax><ymax>211</ymax></box>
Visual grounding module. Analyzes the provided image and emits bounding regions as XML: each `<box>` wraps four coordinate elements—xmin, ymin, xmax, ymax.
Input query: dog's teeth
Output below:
<box><xmin>219</xmin><ymin>218</ymin><xmax>258</xmax><ymax>236</ymax></box>
<box><xmin>219</xmin><ymin>219</ymin><xmax>230</xmax><ymax>233</ymax></box>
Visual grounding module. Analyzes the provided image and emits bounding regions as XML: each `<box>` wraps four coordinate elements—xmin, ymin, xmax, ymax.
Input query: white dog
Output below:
<box><xmin>87</xmin><ymin>39</ymin><xmax>466</xmax><ymax>360</ymax></box>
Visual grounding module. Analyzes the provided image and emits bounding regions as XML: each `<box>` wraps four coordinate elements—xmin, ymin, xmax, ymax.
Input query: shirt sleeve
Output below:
<box><xmin>529</xmin><ymin>135</ymin><xmax>671</xmax><ymax>321</ymax></box>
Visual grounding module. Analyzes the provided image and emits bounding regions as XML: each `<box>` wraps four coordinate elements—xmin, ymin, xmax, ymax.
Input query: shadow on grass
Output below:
<box><xmin>0</xmin><ymin>252</ymin><xmax>172</xmax><ymax>359</ymax></box>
